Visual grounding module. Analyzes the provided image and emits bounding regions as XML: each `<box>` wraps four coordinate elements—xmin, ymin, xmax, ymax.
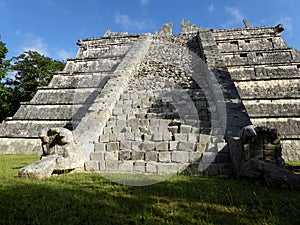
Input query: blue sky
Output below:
<box><xmin>0</xmin><ymin>0</ymin><xmax>299</xmax><ymax>60</ymax></box>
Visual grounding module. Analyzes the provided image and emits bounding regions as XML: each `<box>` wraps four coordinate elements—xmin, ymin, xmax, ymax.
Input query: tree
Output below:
<box><xmin>0</xmin><ymin>40</ymin><xmax>9</xmax><ymax>79</ymax></box>
<box><xmin>8</xmin><ymin>51</ymin><xmax>65</xmax><ymax>103</ymax></box>
<box><xmin>0</xmin><ymin>40</ymin><xmax>11</xmax><ymax>121</ymax></box>
<box><xmin>0</xmin><ymin>50</ymin><xmax>65</xmax><ymax>122</ymax></box>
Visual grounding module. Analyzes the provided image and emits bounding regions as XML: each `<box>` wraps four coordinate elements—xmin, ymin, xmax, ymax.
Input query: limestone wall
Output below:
<box><xmin>0</xmin><ymin>34</ymin><xmax>139</xmax><ymax>154</ymax></box>
<box><xmin>213</xmin><ymin>26</ymin><xmax>300</xmax><ymax>161</ymax></box>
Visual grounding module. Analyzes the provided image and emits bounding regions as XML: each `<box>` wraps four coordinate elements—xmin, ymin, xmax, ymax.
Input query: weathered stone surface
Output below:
<box><xmin>19</xmin><ymin>156</ymin><xmax>57</xmax><ymax>178</ymax></box>
<box><xmin>19</xmin><ymin>128</ymin><xmax>85</xmax><ymax>178</ymax></box>
<box><xmin>2</xmin><ymin>21</ymin><xmax>300</xmax><ymax>181</ymax></box>
<box><xmin>230</xmin><ymin>125</ymin><xmax>300</xmax><ymax>190</ymax></box>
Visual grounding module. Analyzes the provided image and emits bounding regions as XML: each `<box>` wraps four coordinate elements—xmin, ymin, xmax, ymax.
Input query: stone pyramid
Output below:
<box><xmin>1</xmin><ymin>20</ymin><xmax>300</xmax><ymax>179</ymax></box>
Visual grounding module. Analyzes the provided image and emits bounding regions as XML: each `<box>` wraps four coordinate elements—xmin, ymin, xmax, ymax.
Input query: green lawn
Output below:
<box><xmin>0</xmin><ymin>155</ymin><xmax>299</xmax><ymax>225</ymax></box>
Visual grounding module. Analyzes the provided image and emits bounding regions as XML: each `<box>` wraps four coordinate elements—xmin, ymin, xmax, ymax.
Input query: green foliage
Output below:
<box><xmin>0</xmin><ymin>40</ymin><xmax>9</xmax><ymax>79</ymax></box>
<box><xmin>0</xmin><ymin>155</ymin><xmax>299</xmax><ymax>225</ymax></box>
<box><xmin>0</xmin><ymin>40</ymin><xmax>12</xmax><ymax>121</ymax></box>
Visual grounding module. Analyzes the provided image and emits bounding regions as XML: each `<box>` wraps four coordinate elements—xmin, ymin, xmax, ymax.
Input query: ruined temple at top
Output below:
<box><xmin>1</xmin><ymin>20</ymin><xmax>300</xmax><ymax>180</ymax></box>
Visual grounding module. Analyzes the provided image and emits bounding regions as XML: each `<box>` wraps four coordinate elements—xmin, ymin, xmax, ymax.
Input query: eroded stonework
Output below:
<box><xmin>19</xmin><ymin>128</ymin><xmax>84</xmax><ymax>178</ymax></box>
<box><xmin>0</xmin><ymin>20</ymin><xmax>299</xmax><ymax>184</ymax></box>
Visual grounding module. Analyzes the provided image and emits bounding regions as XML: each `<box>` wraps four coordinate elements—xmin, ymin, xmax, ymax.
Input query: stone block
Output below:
<box><xmin>119</xmin><ymin>150</ymin><xmax>131</xmax><ymax>160</ymax></box>
<box><xmin>145</xmin><ymin>151</ymin><xmax>158</xmax><ymax>161</ymax></box>
<box><xmin>103</xmin><ymin>127</ymin><xmax>112</xmax><ymax>134</ymax></box>
<box><xmin>142</xmin><ymin>133</ymin><xmax>153</xmax><ymax>141</ymax></box>
<box><xmin>146</xmin><ymin>162</ymin><xmax>157</xmax><ymax>173</ymax></box>
<box><xmin>140</xmin><ymin>119</ymin><xmax>149</xmax><ymax>126</ymax></box>
<box><xmin>141</xmin><ymin>141</ymin><xmax>156</xmax><ymax>151</ymax></box>
<box><xmin>149</xmin><ymin>125</ymin><xmax>159</xmax><ymax>133</ymax></box>
<box><xmin>191</xmin><ymin>127</ymin><xmax>200</xmax><ymax>134</ymax></box>
<box><xmin>116</xmin><ymin>133</ymin><xmax>125</xmax><ymax>141</ymax></box>
<box><xmin>158</xmin><ymin>152</ymin><xmax>171</xmax><ymax>162</ymax></box>
<box><xmin>100</xmin><ymin>133</ymin><xmax>109</xmax><ymax>142</ymax></box>
<box><xmin>119</xmin><ymin>161</ymin><xmax>134</xmax><ymax>172</ymax></box>
<box><xmin>84</xmin><ymin>161</ymin><xmax>99</xmax><ymax>171</ymax></box>
<box><xmin>180</xmin><ymin>124</ymin><xmax>192</xmax><ymax>133</ymax></box>
<box><xmin>163</xmin><ymin>131</ymin><xmax>173</xmax><ymax>141</ymax></box>
<box><xmin>106</xmin><ymin>160</ymin><xmax>119</xmax><ymax>171</ymax></box>
<box><xmin>106</xmin><ymin>120</ymin><xmax>116</xmax><ymax>128</ymax></box>
<box><xmin>156</xmin><ymin>142</ymin><xmax>169</xmax><ymax>151</ymax></box>
<box><xmin>174</xmin><ymin>133</ymin><xmax>188</xmax><ymax>142</ymax></box>
<box><xmin>124</xmin><ymin>132</ymin><xmax>135</xmax><ymax>141</ymax></box>
<box><xmin>90</xmin><ymin>151</ymin><xmax>105</xmax><ymax>161</ymax></box>
<box><xmin>113</xmin><ymin>125</ymin><xmax>124</xmax><ymax>133</ymax></box>
<box><xmin>109</xmin><ymin>133</ymin><xmax>117</xmax><ymax>141</ymax></box>
<box><xmin>127</xmin><ymin>118</ymin><xmax>140</xmax><ymax>131</ymax></box>
<box><xmin>106</xmin><ymin>142</ymin><xmax>120</xmax><ymax>151</ymax></box>
<box><xmin>150</xmin><ymin>118</ymin><xmax>160</xmax><ymax>126</ymax></box>
<box><xmin>198</xmin><ymin>134</ymin><xmax>210</xmax><ymax>151</ymax></box>
<box><xmin>178</xmin><ymin>142</ymin><xmax>196</xmax><ymax>151</ymax></box>
<box><xmin>120</xmin><ymin>140</ymin><xmax>132</xmax><ymax>150</ymax></box>
<box><xmin>172</xmin><ymin>151</ymin><xmax>190</xmax><ymax>163</ymax></box>
<box><xmin>98</xmin><ymin>160</ymin><xmax>106</xmax><ymax>171</ymax></box>
<box><xmin>132</xmin><ymin>141</ymin><xmax>142</xmax><ymax>151</ymax></box>
<box><xmin>157</xmin><ymin>163</ymin><xmax>179</xmax><ymax>174</ymax></box>
<box><xmin>121</xmin><ymin>127</ymin><xmax>132</xmax><ymax>133</ymax></box>
<box><xmin>152</xmin><ymin>132</ymin><xmax>163</xmax><ymax>141</ymax></box>
<box><xmin>188</xmin><ymin>133</ymin><xmax>199</xmax><ymax>142</ymax></box>
<box><xmin>131</xmin><ymin>151</ymin><xmax>145</xmax><ymax>160</ymax></box>
<box><xmin>105</xmin><ymin>151</ymin><xmax>119</xmax><ymax>160</ymax></box>
<box><xmin>94</xmin><ymin>142</ymin><xmax>106</xmax><ymax>151</ymax></box>
<box><xmin>190</xmin><ymin>152</ymin><xmax>203</xmax><ymax>162</ymax></box>
<box><xmin>169</xmin><ymin>141</ymin><xmax>178</xmax><ymax>150</ymax></box>
<box><xmin>134</xmin><ymin>161</ymin><xmax>146</xmax><ymax>173</ymax></box>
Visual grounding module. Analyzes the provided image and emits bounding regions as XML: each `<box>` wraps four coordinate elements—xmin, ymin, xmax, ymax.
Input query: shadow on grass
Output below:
<box><xmin>0</xmin><ymin>173</ymin><xmax>300</xmax><ymax>225</ymax></box>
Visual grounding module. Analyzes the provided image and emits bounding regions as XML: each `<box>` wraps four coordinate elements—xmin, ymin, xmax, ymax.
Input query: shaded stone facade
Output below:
<box><xmin>1</xmin><ymin>20</ymin><xmax>299</xmax><ymax>177</ymax></box>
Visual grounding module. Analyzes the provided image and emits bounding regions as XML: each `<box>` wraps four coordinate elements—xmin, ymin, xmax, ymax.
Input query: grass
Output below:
<box><xmin>0</xmin><ymin>155</ymin><xmax>299</xmax><ymax>225</ymax></box>
<box><xmin>286</xmin><ymin>161</ymin><xmax>300</xmax><ymax>167</ymax></box>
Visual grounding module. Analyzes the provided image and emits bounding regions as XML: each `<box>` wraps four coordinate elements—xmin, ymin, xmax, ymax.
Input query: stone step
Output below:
<box><xmin>0</xmin><ymin>120</ymin><xmax>69</xmax><ymax>137</ymax></box>
<box><xmin>223</xmin><ymin>50</ymin><xmax>296</xmax><ymax>66</ymax></box>
<box><xmin>243</xmin><ymin>99</ymin><xmax>300</xmax><ymax>118</ymax></box>
<box><xmin>217</xmin><ymin>38</ymin><xmax>290</xmax><ymax>53</ymax></box>
<box><xmin>251</xmin><ymin>118</ymin><xmax>300</xmax><ymax>139</ymax></box>
<box><xmin>30</xmin><ymin>88</ymin><xmax>102</xmax><ymax>105</ymax></box>
<box><xmin>235</xmin><ymin>79</ymin><xmax>300</xmax><ymax>100</ymax></box>
<box><xmin>228</xmin><ymin>64</ymin><xmax>300</xmax><ymax>81</ymax></box>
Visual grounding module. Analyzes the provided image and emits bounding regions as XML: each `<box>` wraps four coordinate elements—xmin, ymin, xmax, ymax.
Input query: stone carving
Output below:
<box><xmin>230</xmin><ymin>125</ymin><xmax>300</xmax><ymax>189</ymax></box>
<box><xmin>19</xmin><ymin>128</ymin><xmax>84</xmax><ymax>178</ymax></box>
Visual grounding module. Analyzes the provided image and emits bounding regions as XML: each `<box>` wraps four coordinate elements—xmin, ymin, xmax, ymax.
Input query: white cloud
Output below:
<box><xmin>208</xmin><ymin>3</ymin><xmax>214</xmax><ymax>13</ymax></box>
<box><xmin>115</xmin><ymin>13</ymin><xmax>150</xmax><ymax>31</ymax></box>
<box><xmin>140</xmin><ymin>0</ymin><xmax>149</xmax><ymax>6</ymax></box>
<box><xmin>56</xmin><ymin>49</ymin><xmax>74</xmax><ymax>60</ymax></box>
<box><xmin>21</xmin><ymin>36</ymin><xmax>49</xmax><ymax>56</ymax></box>
<box><xmin>222</xmin><ymin>6</ymin><xmax>244</xmax><ymax>27</ymax></box>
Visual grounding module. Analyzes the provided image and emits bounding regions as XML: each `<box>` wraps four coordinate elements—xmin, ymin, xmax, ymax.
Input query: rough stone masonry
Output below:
<box><xmin>1</xmin><ymin>20</ymin><xmax>300</xmax><ymax>182</ymax></box>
